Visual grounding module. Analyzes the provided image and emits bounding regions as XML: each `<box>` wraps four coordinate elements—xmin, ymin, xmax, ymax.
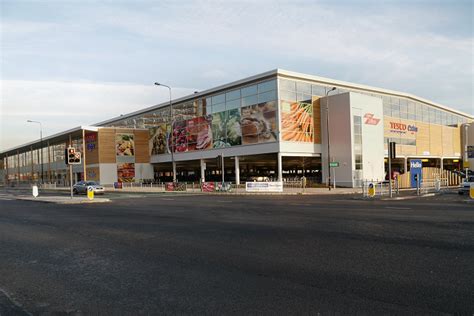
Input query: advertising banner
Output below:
<box><xmin>117</xmin><ymin>163</ymin><xmax>135</xmax><ymax>182</ymax></box>
<box><xmin>281</xmin><ymin>101</ymin><xmax>313</xmax><ymax>142</ymax></box>
<box><xmin>201</xmin><ymin>182</ymin><xmax>215</xmax><ymax>192</ymax></box>
<box><xmin>149</xmin><ymin>123</ymin><xmax>169</xmax><ymax>155</ymax></box>
<box><xmin>410</xmin><ymin>159</ymin><xmax>422</xmax><ymax>188</ymax></box>
<box><xmin>241</xmin><ymin>101</ymin><xmax>277</xmax><ymax>145</ymax></box>
<box><xmin>165</xmin><ymin>182</ymin><xmax>175</xmax><ymax>191</ymax></box>
<box><xmin>116</xmin><ymin>134</ymin><xmax>135</xmax><ymax>156</ymax></box>
<box><xmin>245</xmin><ymin>181</ymin><xmax>283</xmax><ymax>192</ymax></box>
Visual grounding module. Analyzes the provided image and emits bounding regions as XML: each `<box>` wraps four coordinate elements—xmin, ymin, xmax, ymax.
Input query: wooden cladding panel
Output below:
<box><xmin>98</xmin><ymin>129</ymin><xmax>116</xmax><ymax>163</ymax></box>
<box><xmin>441</xmin><ymin>126</ymin><xmax>454</xmax><ymax>156</ymax></box>
<box><xmin>453</xmin><ymin>126</ymin><xmax>461</xmax><ymax>155</ymax></box>
<box><xmin>135</xmin><ymin>130</ymin><xmax>150</xmax><ymax>163</ymax></box>
<box><xmin>416</xmin><ymin>122</ymin><xmax>430</xmax><ymax>155</ymax></box>
<box><xmin>312</xmin><ymin>97</ymin><xmax>321</xmax><ymax>144</ymax></box>
<box><xmin>429</xmin><ymin>125</ymin><xmax>442</xmax><ymax>156</ymax></box>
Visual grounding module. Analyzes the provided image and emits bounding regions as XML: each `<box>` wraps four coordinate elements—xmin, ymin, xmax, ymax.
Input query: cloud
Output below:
<box><xmin>0</xmin><ymin>80</ymin><xmax>194</xmax><ymax>150</ymax></box>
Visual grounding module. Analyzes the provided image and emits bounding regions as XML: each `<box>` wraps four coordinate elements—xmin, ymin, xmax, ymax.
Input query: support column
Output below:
<box><xmin>277</xmin><ymin>153</ymin><xmax>283</xmax><ymax>182</ymax></box>
<box><xmin>234</xmin><ymin>156</ymin><xmax>240</xmax><ymax>185</ymax></box>
<box><xmin>17</xmin><ymin>150</ymin><xmax>20</xmax><ymax>185</ymax></box>
<box><xmin>404</xmin><ymin>157</ymin><xmax>408</xmax><ymax>174</ymax></box>
<box><xmin>82</xmin><ymin>129</ymin><xmax>87</xmax><ymax>181</ymax></box>
<box><xmin>172</xmin><ymin>161</ymin><xmax>177</xmax><ymax>182</ymax></box>
<box><xmin>200</xmin><ymin>159</ymin><xmax>206</xmax><ymax>183</ymax></box>
<box><xmin>47</xmin><ymin>141</ymin><xmax>51</xmax><ymax>183</ymax></box>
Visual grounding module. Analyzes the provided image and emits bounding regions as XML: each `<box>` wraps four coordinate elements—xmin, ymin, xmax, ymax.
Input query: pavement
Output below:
<box><xmin>0</xmin><ymin>191</ymin><xmax>473</xmax><ymax>314</ymax></box>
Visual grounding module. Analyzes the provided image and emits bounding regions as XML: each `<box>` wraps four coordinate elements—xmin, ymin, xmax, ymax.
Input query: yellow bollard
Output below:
<box><xmin>87</xmin><ymin>186</ymin><xmax>94</xmax><ymax>200</ymax></box>
<box><xmin>470</xmin><ymin>183</ymin><xmax>474</xmax><ymax>199</ymax></box>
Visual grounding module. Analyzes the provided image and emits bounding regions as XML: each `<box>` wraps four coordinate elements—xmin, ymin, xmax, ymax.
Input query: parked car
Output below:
<box><xmin>73</xmin><ymin>181</ymin><xmax>105</xmax><ymax>195</ymax></box>
<box><xmin>458</xmin><ymin>176</ymin><xmax>474</xmax><ymax>195</ymax></box>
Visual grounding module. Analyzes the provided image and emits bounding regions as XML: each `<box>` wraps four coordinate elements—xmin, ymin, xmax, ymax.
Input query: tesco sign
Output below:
<box><xmin>390</xmin><ymin>122</ymin><xmax>418</xmax><ymax>134</ymax></box>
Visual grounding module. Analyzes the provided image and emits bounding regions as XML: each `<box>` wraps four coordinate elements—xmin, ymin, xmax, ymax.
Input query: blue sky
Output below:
<box><xmin>1</xmin><ymin>0</ymin><xmax>473</xmax><ymax>150</ymax></box>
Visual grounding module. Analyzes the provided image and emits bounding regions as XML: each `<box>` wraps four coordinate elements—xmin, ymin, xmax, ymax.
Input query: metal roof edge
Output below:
<box><xmin>0</xmin><ymin>125</ymin><xmax>100</xmax><ymax>155</ymax></box>
<box><xmin>276</xmin><ymin>69</ymin><xmax>473</xmax><ymax>119</ymax></box>
<box><xmin>94</xmin><ymin>69</ymin><xmax>279</xmax><ymax>126</ymax></box>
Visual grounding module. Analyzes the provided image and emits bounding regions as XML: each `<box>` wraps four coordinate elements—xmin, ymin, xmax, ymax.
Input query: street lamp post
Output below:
<box><xmin>325</xmin><ymin>87</ymin><xmax>336</xmax><ymax>191</ymax></box>
<box><xmin>27</xmin><ymin>120</ymin><xmax>43</xmax><ymax>184</ymax></box>
<box><xmin>464</xmin><ymin>123</ymin><xmax>471</xmax><ymax>179</ymax></box>
<box><xmin>154</xmin><ymin>83</ymin><xmax>176</xmax><ymax>182</ymax></box>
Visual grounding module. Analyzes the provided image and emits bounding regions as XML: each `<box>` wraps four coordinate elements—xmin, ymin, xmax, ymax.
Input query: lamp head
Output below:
<box><xmin>154</xmin><ymin>82</ymin><xmax>161</xmax><ymax>86</ymax></box>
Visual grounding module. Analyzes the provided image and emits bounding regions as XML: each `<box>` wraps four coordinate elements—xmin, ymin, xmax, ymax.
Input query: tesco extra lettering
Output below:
<box><xmin>390</xmin><ymin>122</ymin><xmax>418</xmax><ymax>134</ymax></box>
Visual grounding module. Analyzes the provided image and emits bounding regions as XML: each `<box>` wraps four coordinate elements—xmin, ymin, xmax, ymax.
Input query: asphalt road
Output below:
<box><xmin>0</xmin><ymin>192</ymin><xmax>473</xmax><ymax>315</ymax></box>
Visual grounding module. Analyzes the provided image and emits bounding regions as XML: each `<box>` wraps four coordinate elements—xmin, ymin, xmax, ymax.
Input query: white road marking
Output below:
<box><xmin>384</xmin><ymin>207</ymin><xmax>412</xmax><ymax>210</ymax></box>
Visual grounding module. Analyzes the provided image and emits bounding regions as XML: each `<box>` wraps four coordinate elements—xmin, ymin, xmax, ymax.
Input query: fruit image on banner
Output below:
<box><xmin>281</xmin><ymin>101</ymin><xmax>314</xmax><ymax>142</ymax></box>
<box><xmin>172</xmin><ymin>120</ymin><xmax>188</xmax><ymax>152</ymax></box>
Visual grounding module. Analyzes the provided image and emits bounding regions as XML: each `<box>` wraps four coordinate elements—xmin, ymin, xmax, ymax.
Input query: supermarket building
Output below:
<box><xmin>1</xmin><ymin>69</ymin><xmax>473</xmax><ymax>188</ymax></box>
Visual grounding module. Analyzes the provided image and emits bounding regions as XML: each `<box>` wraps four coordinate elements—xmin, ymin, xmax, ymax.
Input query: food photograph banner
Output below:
<box><xmin>241</xmin><ymin>101</ymin><xmax>277</xmax><ymax>145</ymax></box>
<box><xmin>149</xmin><ymin>123</ymin><xmax>170</xmax><ymax>155</ymax></box>
<box><xmin>147</xmin><ymin>102</ymin><xmax>278</xmax><ymax>155</ymax></box>
<box><xmin>280</xmin><ymin>101</ymin><xmax>314</xmax><ymax>142</ymax></box>
<box><xmin>116</xmin><ymin>134</ymin><xmax>135</xmax><ymax>156</ymax></box>
<box><xmin>117</xmin><ymin>163</ymin><xmax>135</xmax><ymax>182</ymax></box>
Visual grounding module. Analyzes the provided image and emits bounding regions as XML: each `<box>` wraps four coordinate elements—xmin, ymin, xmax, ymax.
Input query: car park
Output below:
<box><xmin>73</xmin><ymin>181</ymin><xmax>105</xmax><ymax>195</ymax></box>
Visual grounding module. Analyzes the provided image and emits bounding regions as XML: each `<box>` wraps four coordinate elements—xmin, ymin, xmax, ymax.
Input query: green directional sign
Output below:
<box><xmin>329</xmin><ymin>162</ymin><xmax>339</xmax><ymax>167</ymax></box>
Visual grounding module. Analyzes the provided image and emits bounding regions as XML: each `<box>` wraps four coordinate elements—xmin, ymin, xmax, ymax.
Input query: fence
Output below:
<box><xmin>396</xmin><ymin>168</ymin><xmax>461</xmax><ymax>189</ymax></box>
<box><xmin>363</xmin><ymin>177</ymin><xmax>450</xmax><ymax>198</ymax></box>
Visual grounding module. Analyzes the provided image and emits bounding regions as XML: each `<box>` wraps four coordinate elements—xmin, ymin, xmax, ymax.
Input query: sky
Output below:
<box><xmin>1</xmin><ymin>0</ymin><xmax>473</xmax><ymax>150</ymax></box>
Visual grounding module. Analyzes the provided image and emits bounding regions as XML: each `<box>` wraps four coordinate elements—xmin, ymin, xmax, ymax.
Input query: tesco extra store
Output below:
<box><xmin>1</xmin><ymin>69</ymin><xmax>473</xmax><ymax>188</ymax></box>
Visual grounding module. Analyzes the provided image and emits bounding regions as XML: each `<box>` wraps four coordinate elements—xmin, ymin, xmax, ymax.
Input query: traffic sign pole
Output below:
<box><xmin>388</xmin><ymin>138</ymin><xmax>392</xmax><ymax>198</ymax></box>
<box><xmin>69</xmin><ymin>164</ymin><xmax>73</xmax><ymax>199</ymax></box>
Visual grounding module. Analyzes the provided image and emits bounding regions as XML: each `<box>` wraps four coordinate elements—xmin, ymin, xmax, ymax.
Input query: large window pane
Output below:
<box><xmin>226</xmin><ymin>89</ymin><xmax>240</xmax><ymax>101</ymax></box>
<box><xmin>296</xmin><ymin>81</ymin><xmax>311</xmax><ymax>94</ymax></box>
<box><xmin>211</xmin><ymin>94</ymin><xmax>225</xmax><ymax>105</ymax></box>
<box><xmin>241</xmin><ymin>95</ymin><xmax>258</xmax><ymax>107</ymax></box>
<box><xmin>241</xmin><ymin>84</ymin><xmax>257</xmax><ymax>97</ymax></box>
<box><xmin>280</xmin><ymin>90</ymin><xmax>297</xmax><ymax>102</ymax></box>
<box><xmin>279</xmin><ymin>79</ymin><xmax>296</xmax><ymax>91</ymax></box>
<box><xmin>226</xmin><ymin>98</ymin><xmax>240</xmax><ymax>110</ymax></box>
<box><xmin>258</xmin><ymin>80</ymin><xmax>277</xmax><ymax>93</ymax></box>
<box><xmin>258</xmin><ymin>90</ymin><xmax>277</xmax><ymax>103</ymax></box>
<box><xmin>311</xmin><ymin>85</ymin><xmax>326</xmax><ymax>96</ymax></box>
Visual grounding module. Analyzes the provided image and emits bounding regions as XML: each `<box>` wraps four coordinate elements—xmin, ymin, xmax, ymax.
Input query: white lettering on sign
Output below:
<box><xmin>410</xmin><ymin>161</ymin><xmax>422</xmax><ymax>169</ymax></box>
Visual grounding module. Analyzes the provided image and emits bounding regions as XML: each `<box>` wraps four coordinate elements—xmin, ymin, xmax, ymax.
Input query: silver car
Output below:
<box><xmin>73</xmin><ymin>181</ymin><xmax>105</xmax><ymax>195</ymax></box>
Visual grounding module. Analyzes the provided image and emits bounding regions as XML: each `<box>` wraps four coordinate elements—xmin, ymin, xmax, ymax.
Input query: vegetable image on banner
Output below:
<box><xmin>149</xmin><ymin>123</ymin><xmax>170</xmax><ymax>155</ymax></box>
<box><xmin>212</xmin><ymin>112</ymin><xmax>228</xmax><ymax>148</ymax></box>
<box><xmin>281</xmin><ymin>101</ymin><xmax>314</xmax><ymax>142</ymax></box>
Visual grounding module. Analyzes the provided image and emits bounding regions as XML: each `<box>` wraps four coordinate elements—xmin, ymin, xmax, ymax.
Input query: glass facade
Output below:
<box><xmin>107</xmin><ymin>78</ymin><xmax>278</xmax><ymax>154</ymax></box>
<box><xmin>1</xmin><ymin>71</ymin><xmax>472</xmax><ymax>185</ymax></box>
<box><xmin>353</xmin><ymin>115</ymin><xmax>363</xmax><ymax>170</ymax></box>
